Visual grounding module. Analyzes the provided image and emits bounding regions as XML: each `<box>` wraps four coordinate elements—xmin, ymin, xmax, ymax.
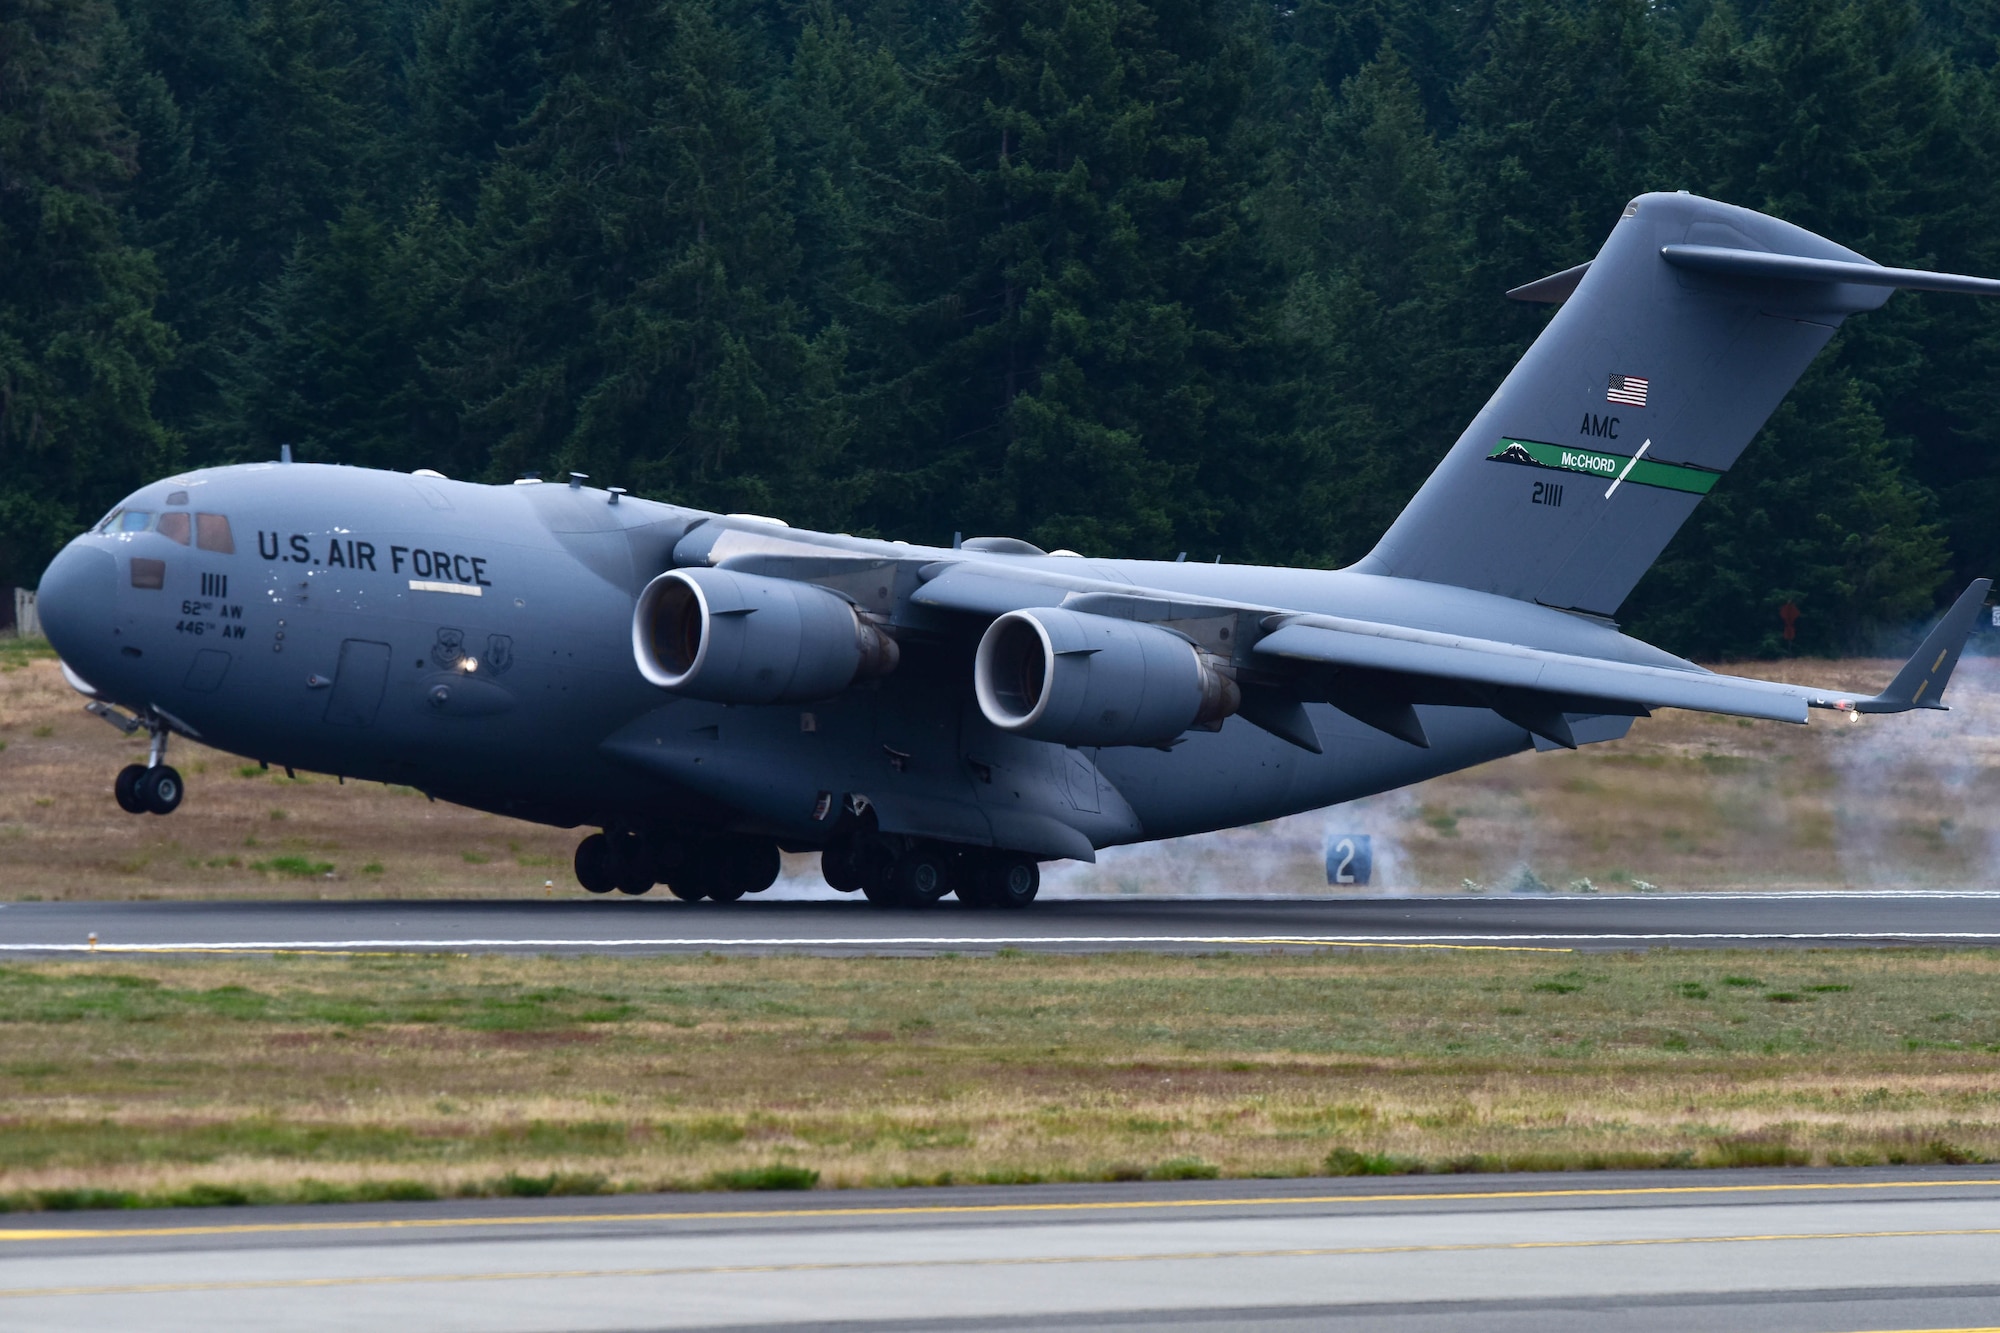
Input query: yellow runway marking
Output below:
<box><xmin>6</xmin><ymin>1225</ymin><xmax>2000</xmax><ymax>1300</ymax></box>
<box><xmin>5</xmin><ymin>1177</ymin><xmax>1998</xmax><ymax>1243</ymax></box>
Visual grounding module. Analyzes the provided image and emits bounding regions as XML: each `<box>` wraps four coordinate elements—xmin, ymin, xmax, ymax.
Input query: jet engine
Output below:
<box><xmin>973</xmin><ymin>607</ymin><xmax>1239</xmax><ymax>746</ymax></box>
<box><xmin>633</xmin><ymin>567</ymin><xmax>898</xmax><ymax>703</ymax></box>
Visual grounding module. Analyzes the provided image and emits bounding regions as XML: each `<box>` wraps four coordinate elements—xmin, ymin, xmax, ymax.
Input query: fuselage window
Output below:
<box><xmin>156</xmin><ymin>512</ymin><xmax>192</xmax><ymax>545</ymax></box>
<box><xmin>118</xmin><ymin>511</ymin><xmax>154</xmax><ymax>533</ymax></box>
<box><xmin>195</xmin><ymin>513</ymin><xmax>235</xmax><ymax>554</ymax></box>
<box><xmin>131</xmin><ymin>558</ymin><xmax>166</xmax><ymax>590</ymax></box>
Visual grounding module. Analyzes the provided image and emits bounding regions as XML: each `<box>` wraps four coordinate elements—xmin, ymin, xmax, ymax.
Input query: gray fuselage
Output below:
<box><xmin>37</xmin><ymin>463</ymin><xmax>1668</xmax><ymax>857</ymax></box>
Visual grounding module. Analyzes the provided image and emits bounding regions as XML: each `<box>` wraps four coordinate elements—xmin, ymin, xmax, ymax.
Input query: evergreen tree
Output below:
<box><xmin>0</xmin><ymin>0</ymin><xmax>176</xmax><ymax>589</ymax></box>
<box><xmin>922</xmin><ymin>0</ymin><xmax>1282</xmax><ymax>557</ymax></box>
<box><xmin>442</xmin><ymin>0</ymin><xmax>846</xmax><ymax>521</ymax></box>
<box><xmin>409</xmin><ymin>0</ymin><xmax>552</xmax><ymax>216</ymax></box>
<box><xmin>1624</xmin><ymin>359</ymin><xmax>1949</xmax><ymax>654</ymax></box>
<box><xmin>6</xmin><ymin>0</ymin><xmax>1999</xmax><ymax>655</ymax></box>
<box><xmin>1279</xmin><ymin>47</ymin><xmax>1458</xmax><ymax>560</ymax></box>
<box><xmin>210</xmin><ymin>199</ymin><xmax>466</xmax><ymax>470</ymax></box>
<box><xmin>1635</xmin><ymin>0</ymin><xmax>1959</xmax><ymax>642</ymax></box>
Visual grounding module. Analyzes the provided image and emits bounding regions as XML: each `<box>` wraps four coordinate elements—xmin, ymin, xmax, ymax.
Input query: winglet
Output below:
<box><xmin>1851</xmin><ymin>578</ymin><xmax>1992</xmax><ymax>713</ymax></box>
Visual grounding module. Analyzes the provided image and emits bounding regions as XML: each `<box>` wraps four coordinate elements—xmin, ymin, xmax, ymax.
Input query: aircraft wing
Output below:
<box><xmin>1250</xmin><ymin>616</ymin><xmax>1818</xmax><ymax>723</ymax></box>
<box><xmin>908</xmin><ymin>555</ymin><xmax>1990</xmax><ymax>752</ymax></box>
<box><xmin>1254</xmin><ymin>577</ymin><xmax>1989</xmax><ymax>747</ymax></box>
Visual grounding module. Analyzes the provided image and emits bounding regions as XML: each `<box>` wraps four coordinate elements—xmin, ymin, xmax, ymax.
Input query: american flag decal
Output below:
<box><xmin>1607</xmin><ymin>374</ymin><xmax>1649</xmax><ymax>407</ymax></box>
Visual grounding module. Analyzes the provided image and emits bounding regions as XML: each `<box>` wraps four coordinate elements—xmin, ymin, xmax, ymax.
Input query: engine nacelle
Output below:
<box><xmin>973</xmin><ymin>607</ymin><xmax>1239</xmax><ymax>746</ymax></box>
<box><xmin>633</xmin><ymin>567</ymin><xmax>898</xmax><ymax>704</ymax></box>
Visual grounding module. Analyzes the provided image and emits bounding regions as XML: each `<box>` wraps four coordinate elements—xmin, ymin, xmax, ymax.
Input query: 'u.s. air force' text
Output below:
<box><xmin>256</xmin><ymin>532</ymin><xmax>493</xmax><ymax>586</ymax></box>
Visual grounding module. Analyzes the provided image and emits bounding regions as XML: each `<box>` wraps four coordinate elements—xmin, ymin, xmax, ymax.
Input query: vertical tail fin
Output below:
<box><xmin>1352</xmin><ymin>191</ymin><xmax>2000</xmax><ymax>618</ymax></box>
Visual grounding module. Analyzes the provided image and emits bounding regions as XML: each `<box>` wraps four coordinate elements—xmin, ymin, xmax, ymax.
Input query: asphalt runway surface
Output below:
<box><xmin>4</xmin><ymin>891</ymin><xmax>2000</xmax><ymax>956</ymax></box>
<box><xmin>5</xmin><ymin>1168</ymin><xmax>2000</xmax><ymax>1331</ymax></box>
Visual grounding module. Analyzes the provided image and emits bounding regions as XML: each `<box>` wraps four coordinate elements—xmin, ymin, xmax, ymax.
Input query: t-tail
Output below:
<box><xmin>1353</xmin><ymin>190</ymin><xmax>2000</xmax><ymax>620</ymax></box>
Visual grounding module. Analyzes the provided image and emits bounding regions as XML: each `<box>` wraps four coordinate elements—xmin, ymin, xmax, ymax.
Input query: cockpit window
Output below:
<box><xmin>166</xmin><ymin>491</ymin><xmax>188</xmax><ymax>505</ymax></box>
<box><xmin>156</xmin><ymin>512</ymin><xmax>191</xmax><ymax>544</ymax></box>
<box><xmin>195</xmin><ymin>513</ymin><xmax>234</xmax><ymax>554</ymax></box>
<box><xmin>95</xmin><ymin>509</ymin><xmax>123</xmax><ymax>534</ymax></box>
<box><xmin>118</xmin><ymin>510</ymin><xmax>153</xmax><ymax>533</ymax></box>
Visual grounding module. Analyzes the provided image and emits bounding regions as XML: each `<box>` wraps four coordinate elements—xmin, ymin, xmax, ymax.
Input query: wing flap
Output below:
<box><xmin>1253</xmin><ymin>618</ymin><xmax>1813</xmax><ymax>723</ymax></box>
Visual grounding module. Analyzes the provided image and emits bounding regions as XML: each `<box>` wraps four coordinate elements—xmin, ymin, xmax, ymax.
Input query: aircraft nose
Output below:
<box><xmin>36</xmin><ymin>541</ymin><xmax>119</xmax><ymax>671</ymax></box>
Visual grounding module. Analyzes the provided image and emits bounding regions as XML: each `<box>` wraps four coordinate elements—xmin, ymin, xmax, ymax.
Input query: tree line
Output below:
<box><xmin>4</xmin><ymin>0</ymin><xmax>1999</xmax><ymax>656</ymax></box>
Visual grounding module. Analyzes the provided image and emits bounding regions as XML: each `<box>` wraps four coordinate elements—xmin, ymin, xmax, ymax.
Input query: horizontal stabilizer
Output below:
<box><xmin>1505</xmin><ymin>260</ymin><xmax>1592</xmax><ymax>304</ymax></box>
<box><xmin>1661</xmin><ymin>245</ymin><xmax>2000</xmax><ymax>298</ymax></box>
<box><xmin>1858</xmin><ymin>578</ymin><xmax>1992</xmax><ymax>713</ymax></box>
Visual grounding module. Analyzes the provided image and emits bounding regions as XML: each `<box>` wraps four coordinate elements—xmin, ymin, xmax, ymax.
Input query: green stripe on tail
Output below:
<box><xmin>1487</xmin><ymin>438</ymin><xmax>1718</xmax><ymax>495</ymax></box>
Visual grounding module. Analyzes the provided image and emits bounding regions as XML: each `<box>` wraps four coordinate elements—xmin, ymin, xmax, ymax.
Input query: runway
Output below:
<box><xmin>5</xmin><ymin>1168</ymin><xmax>2000</xmax><ymax>1330</ymax></box>
<box><xmin>5</xmin><ymin>891</ymin><xmax>2000</xmax><ymax>955</ymax></box>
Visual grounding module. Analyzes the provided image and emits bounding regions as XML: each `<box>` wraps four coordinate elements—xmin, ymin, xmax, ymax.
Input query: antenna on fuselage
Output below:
<box><xmin>280</xmin><ymin>444</ymin><xmax>293</xmax><ymax>464</ymax></box>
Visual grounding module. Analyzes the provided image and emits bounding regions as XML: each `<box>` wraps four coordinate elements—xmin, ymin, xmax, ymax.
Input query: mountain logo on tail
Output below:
<box><xmin>1491</xmin><ymin>442</ymin><xmax>1541</xmax><ymax>466</ymax></box>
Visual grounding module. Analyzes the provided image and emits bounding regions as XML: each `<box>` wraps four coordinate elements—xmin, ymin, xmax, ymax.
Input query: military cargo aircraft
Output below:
<box><xmin>34</xmin><ymin>192</ymin><xmax>1999</xmax><ymax>907</ymax></box>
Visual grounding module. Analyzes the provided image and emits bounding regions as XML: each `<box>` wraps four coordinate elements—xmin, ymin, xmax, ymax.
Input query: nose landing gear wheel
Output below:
<box><xmin>138</xmin><ymin>766</ymin><xmax>184</xmax><ymax>816</ymax></box>
<box><xmin>114</xmin><ymin>765</ymin><xmax>148</xmax><ymax>815</ymax></box>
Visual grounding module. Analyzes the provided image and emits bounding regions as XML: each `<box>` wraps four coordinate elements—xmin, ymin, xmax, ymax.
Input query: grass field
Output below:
<box><xmin>1</xmin><ymin>948</ymin><xmax>1998</xmax><ymax>1211</ymax></box>
<box><xmin>5</xmin><ymin>639</ymin><xmax>2000</xmax><ymax>899</ymax></box>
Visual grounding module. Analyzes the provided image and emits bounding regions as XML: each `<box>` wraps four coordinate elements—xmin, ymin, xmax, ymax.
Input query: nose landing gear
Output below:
<box><xmin>93</xmin><ymin>704</ymin><xmax>184</xmax><ymax>816</ymax></box>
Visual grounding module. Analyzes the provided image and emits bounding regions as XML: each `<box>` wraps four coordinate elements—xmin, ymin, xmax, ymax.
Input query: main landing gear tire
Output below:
<box><xmin>893</xmin><ymin>846</ymin><xmax>955</xmax><ymax>907</ymax></box>
<box><xmin>667</xmin><ymin>837</ymin><xmax>781</xmax><ymax>902</ymax></box>
<box><xmin>574</xmin><ymin>833</ymin><xmax>617</xmax><ymax>894</ymax></box>
<box><xmin>966</xmin><ymin>854</ymin><xmax>1038</xmax><ymax>909</ymax></box>
<box><xmin>609</xmin><ymin>831</ymin><xmax>655</xmax><ymax>896</ymax></box>
<box><xmin>820</xmin><ymin>839</ymin><xmax>865</xmax><ymax>893</ymax></box>
<box><xmin>115</xmin><ymin>765</ymin><xmax>148</xmax><ymax>815</ymax></box>
<box><xmin>137</xmin><ymin>766</ymin><xmax>184</xmax><ymax>816</ymax></box>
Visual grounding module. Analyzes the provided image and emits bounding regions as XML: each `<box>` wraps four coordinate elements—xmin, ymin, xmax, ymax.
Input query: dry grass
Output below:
<box><xmin>6</xmin><ymin>641</ymin><xmax>2000</xmax><ymax>898</ymax></box>
<box><xmin>2</xmin><ymin>949</ymin><xmax>1998</xmax><ymax>1208</ymax></box>
<box><xmin>0</xmin><ymin>643</ymin><xmax>593</xmax><ymax>900</ymax></box>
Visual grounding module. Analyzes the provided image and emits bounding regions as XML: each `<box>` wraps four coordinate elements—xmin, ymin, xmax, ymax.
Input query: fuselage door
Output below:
<box><xmin>323</xmin><ymin>639</ymin><xmax>392</xmax><ymax>727</ymax></box>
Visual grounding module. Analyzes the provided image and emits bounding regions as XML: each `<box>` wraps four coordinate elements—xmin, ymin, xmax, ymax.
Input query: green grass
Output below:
<box><xmin>250</xmin><ymin>856</ymin><xmax>332</xmax><ymax>878</ymax></box>
<box><xmin>704</xmin><ymin>1165</ymin><xmax>820</xmax><ymax>1191</ymax></box>
<box><xmin>1</xmin><ymin>950</ymin><xmax>1998</xmax><ymax>1210</ymax></box>
<box><xmin>0</xmin><ymin>636</ymin><xmax>57</xmax><ymax>673</ymax></box>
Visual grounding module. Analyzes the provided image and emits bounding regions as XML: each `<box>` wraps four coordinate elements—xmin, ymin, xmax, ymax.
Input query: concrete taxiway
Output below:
<box><xmin>4</xmin><ymin>1168</ymin><xmax>2000</xmax><ymax>1331</ymax></box>
<box><xmin>4</xmin><ymin>891</ymin><xmax>2000</xmax><ymax>956</ymax></box>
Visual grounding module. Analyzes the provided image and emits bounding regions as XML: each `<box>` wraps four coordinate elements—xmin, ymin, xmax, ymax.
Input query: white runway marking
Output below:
<box><xmin>6</xmin><ymin>930</ymin><xmax>2000</xmax><ymax>954</ymax></box>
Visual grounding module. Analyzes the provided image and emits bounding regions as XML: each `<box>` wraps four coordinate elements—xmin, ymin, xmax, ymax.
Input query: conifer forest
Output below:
<box><xmin>5</xmin><ymin>0</ymin><xmax>2000</xmax><ymax>657</ymax></box>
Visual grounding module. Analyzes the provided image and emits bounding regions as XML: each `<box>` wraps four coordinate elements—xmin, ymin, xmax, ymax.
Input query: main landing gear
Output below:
<box><xmin>820</xmin><ymin>831</ymin><xmax>1039</xmax><ymax>909</ymax></box>
<box><xmin>92</xmin><ymin>704</ymin><xmax>184</xmax><ymax>816</ymax></box>
<box><xmin>573</xmin><ymin>831</ymin><xmax>782</xmax><ymax>902</ymax></box>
